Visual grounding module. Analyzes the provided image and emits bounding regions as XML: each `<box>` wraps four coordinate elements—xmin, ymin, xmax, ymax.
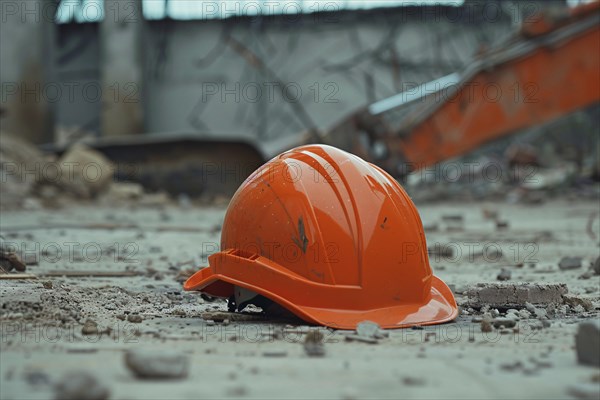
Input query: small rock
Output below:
<box><xmin>593</xmin><ymin>257</ymin><xmax>600</xmax><ymax>275</ymax></box>
<box><xmin>492</xmin><ymin>318</ymin><xmax>517</xmax><ymax>329</ymax></box>
<box><xmin>0</xmin><ymin>251</ymin><xmax>26</xmax><ymax>272</ymax></box>
<box><xmin>81</xmin><ymin>319</ymin><xmax>99</xmax><ymax>335</ymax></box>
<box><xmin>518</xmin><ymin>309</ymin><xmax>531</xmax><ymax>319</ymax></box>
<box><xmin>356</xmin><ymin>321</ymin><xmax>387</xmax><ymax>340</ymax></box>
<box><xmin>127</xmin><ymin>314</ymin><xmax>143</xmax><ymax>323</ymax></box>
<box><xmin>303</xmin><ymin>330</ymin><xmax>326</xmax><ymax>357</ymax></box>
<box><xmin>532</xmin><ymin>306</ymin><xmax>547</xmax><ymax>319</ymax></box>
<box><xmin>497</xmin><ymin>268</ymin><xmax>511</xmax><ymax>281</ymax></box>
<box><xmin>496</xmin><ymin>220</ymin><xmax>509</xmax><ymax>230</ymax></box>
<box><xmin>43</xmin><ymin>281</ymin><xmax>53</xmax><ymax>289</ymax></box>
<box><xmin>125</xmin><ymin>349</ymin><xmax>189</xmax><ymax>379</ymax></box>
<box><xmin>563</xmin><ymin>295</ymin><xmax>594</xmax><ymax>312</ymax></box>
<box><xmin>579</xmin><ymin>271</ymin><xmax>594</xmax><ymax>280</ymax></box>
<box><xmin>262</xmin><ymin>350</ymin><xmax>288</xmax><ymax>357</ymax></box>
<box><xmin>559</xmin><ymin>256</ymin><xmax>582</xmax><ymax>270</ymax></box>
<box><xmin>481</xmin><ymin>317</ymin><xmax>493</xmax><ymax>333</ymax></box>
<box><xmin>54</xmin><ymin>371</ymin><xmax>110</xmax><ymax>400</ymax></box>
<box><xmin>575</xmin><ymin>320</ymin><xmax>600</xmax><ymax>367</ymax></box>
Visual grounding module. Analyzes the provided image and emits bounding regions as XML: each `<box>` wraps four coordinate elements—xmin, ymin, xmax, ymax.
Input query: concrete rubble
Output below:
<box><xmin>465</xmin><ymin>283</ymin><xmax>569</xmax><ymax>309</ymax></box>
<box><xmin>575</xmin><ymin>320</ymin><xmax>600</xmax><ymax>367</ymax></box>
<box><xmin>53</xmin><ymin>371</ymin><xmax>110</xmax><ymax>400</ymax></box>
<box><xmin>0</xmin><ymin>166</ymin><xmax>599</xmax><ymax>399</ymax></box>
<box><xmin>125</xmin><ymin>350</ymin><xmax>190</xmax><ymax>379</ymax></box>
<box><xmin>559</xmin><ymin>257</ymin><xmax>583</xmax><ymax>271</ymax></box>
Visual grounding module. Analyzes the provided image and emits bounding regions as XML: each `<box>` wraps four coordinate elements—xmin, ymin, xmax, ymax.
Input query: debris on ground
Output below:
<box><xmin>303</xmin><ymin>330</ymin><xmax>326</xmax><ymax>357</ymax></box>
<box><xmin>575</xmin><ymin>320</ymin><xmax>600</xmax><ymax>367</ymax></box>
<box><xmin>124</xmin><ymin>350</ymin><xmax>189</xmax><ymax>379</ymax></box>
<box><xmin>497</xmin><ymin>268</ymin><xmax>512</xmax><ymax>281</ymax></box>
<box><xmin>0</xmin><ymin>250</ymin><xmax>27</xmax><ymax>272</ymax></box>
<box><xmin>562</xmin><ymin>295</ymin><xmax>594</xmax><ymax>312</ymax></box>
<box><xmin>345</xmin><ymin>321</ymin><xmax>388</xmax><ymax>343</ymax></box>
<box><xmin>81</xmin><ymin>319</ymin><xmax>100</xmax><ymax>335</ymax></box>
<box><xmin>480</xmin><ymin>316</ymin><xmax>493</xmax><ymax>332</ymax></box>
<box><xmin>201</xmin><ymin>311</ymin><xmax>266</xmax><ymax>323</ymax></box>
<box><xmin>465</xmin><ymin>283</ymin><xmax>568</xmax><ymax>309</ymax></box>
<box><xmin>53</xmin><ymin>371</ymin><xmax>110</xmax><ymax>400</ymax></box>
<box><xmin>127</xmin><ymin>314</ymin><xmax>143</xmax><ymax>323</ymax></box>
<box><xmin>558</xmin><ymin>256</ymin><xmax>583</xmax><ymax>270</ymax></box>
<box><xmin>262</xmin><ymin>350</ymin><xmax>288</xmax><ymax>357</ymax></box>
<box><xmin>99</xmin><ymin>182</ymin><xmax>144</xmax><ymax>204</ymax></box>
<box><xmin>57</xmin><ymin>144</ymin><xmax>114</xmax><ymax>199</ymax></box>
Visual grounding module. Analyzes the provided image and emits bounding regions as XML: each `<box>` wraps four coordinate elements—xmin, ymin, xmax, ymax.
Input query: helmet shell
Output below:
<box><xmin>185</xmin><ymin>145</ymin><xmax>457</xmax><ymax>329</ymax></box>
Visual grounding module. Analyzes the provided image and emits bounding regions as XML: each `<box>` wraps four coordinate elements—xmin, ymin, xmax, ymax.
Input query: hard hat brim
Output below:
<box><xmin>184</xmin><ymin>251</ymin><xmax>458</xmax><ymax>330</ymax></box>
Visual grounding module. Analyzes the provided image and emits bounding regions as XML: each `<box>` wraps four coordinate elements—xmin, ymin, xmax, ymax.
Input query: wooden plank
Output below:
<box><xmin>0</xmin><ymin>273</ymin><xmax>38</xmax><ymax>280</ymax></box>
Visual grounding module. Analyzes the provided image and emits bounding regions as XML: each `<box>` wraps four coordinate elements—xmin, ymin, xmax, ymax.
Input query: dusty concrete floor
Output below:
<box><xmin>1</xmin><ymin>199</ymin><xmax>599</xmax><ymax>399</ymax></box>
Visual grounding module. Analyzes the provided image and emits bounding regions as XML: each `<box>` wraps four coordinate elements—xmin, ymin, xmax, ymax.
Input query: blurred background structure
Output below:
<box><xmin>2</xmin><ymin>0</ymin><xmax>523</xmax><ymax>142</ymax></box>
<box><xmin>0</xmin><ymin>0</ymin><xmax>598</xmax><ymax>203</ymax></box>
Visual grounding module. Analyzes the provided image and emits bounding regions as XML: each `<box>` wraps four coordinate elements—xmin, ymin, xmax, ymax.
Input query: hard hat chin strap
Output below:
<box><xmin>229</xmin><ymin>286</ymin><xmax>296</xmax><ymax>319</ymax></box>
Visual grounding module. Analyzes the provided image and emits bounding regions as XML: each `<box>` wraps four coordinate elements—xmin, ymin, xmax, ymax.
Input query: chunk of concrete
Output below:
<box><xmin>124</xmin><ymin>350</ymin><xmax>189</xmax><ymax>379</ymax></box>
<box><xmin>563</xmin><ymin>295</ymin><xmax>594</xmax><ymax>312</ymax></box>
<box><xmin>54</xmin><ymin>371</ymin><xmax>109</xmax><ymax>400</ymax></box>
<box><xmin>466</xmin><ymin>283</ymin><xmax>568</xmax><ymax>309</ymax></box>
<box><xmin>559</xmin><ymin>256</ymin><xmax>582</xmax><ymax>270</ymax></box>
<box><xmin>58</xmin><ymin>144</ymin><xmax>114</xmax><ymax>198</ymax></box>
<box><xmin>575</xmin><ymin>320</ymin><xmax>600</xmax><ymax>367</ymax></box>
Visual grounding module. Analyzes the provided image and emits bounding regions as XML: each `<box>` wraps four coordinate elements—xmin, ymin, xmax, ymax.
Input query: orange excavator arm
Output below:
<box><xmin>325</xmin><ymin>1</ymin><xmax>600</xmax><ymax>176</ymax></box>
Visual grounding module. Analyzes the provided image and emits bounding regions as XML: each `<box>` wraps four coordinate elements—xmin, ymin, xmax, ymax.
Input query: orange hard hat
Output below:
<box><xmin>184</xmin><ymin>144</ymin><xmax>457</xmax><ymax>329</ymax></box>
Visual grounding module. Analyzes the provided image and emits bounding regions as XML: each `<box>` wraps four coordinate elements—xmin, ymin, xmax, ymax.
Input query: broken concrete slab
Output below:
<box><xmin>124</xmin><ymin>350</ymin><xmax>189</xmax><ymax>379</ymax></box>
<box><xmin>53</xmin><ymin>371</ymin><xmax>110</xmax><ymax>400</ymax></box>
<box><xmin>558</xmin><ymin>256</ymin><xmax>582</xmax><ymax>270</ymax></box>
<box><xmin>575</xmin><ymin>320</ymin><xmax>600</xmax><ymax>367</ymax></box>
<box><xmin>465</xmin><ymin>283</ymin><xmax>568</xmax><ymax>309</ymax></box>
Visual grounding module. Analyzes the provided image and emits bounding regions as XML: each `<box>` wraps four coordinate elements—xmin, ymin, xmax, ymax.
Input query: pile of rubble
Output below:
<box><xmin>405</xmin><ymin>114</ymin><xmax>600</xmax><ymax>203</ymax></box>
<box><xmin>0</xmin><ymin>132</ymin><xmax>172</xmax><ymax>211</ymax></box>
